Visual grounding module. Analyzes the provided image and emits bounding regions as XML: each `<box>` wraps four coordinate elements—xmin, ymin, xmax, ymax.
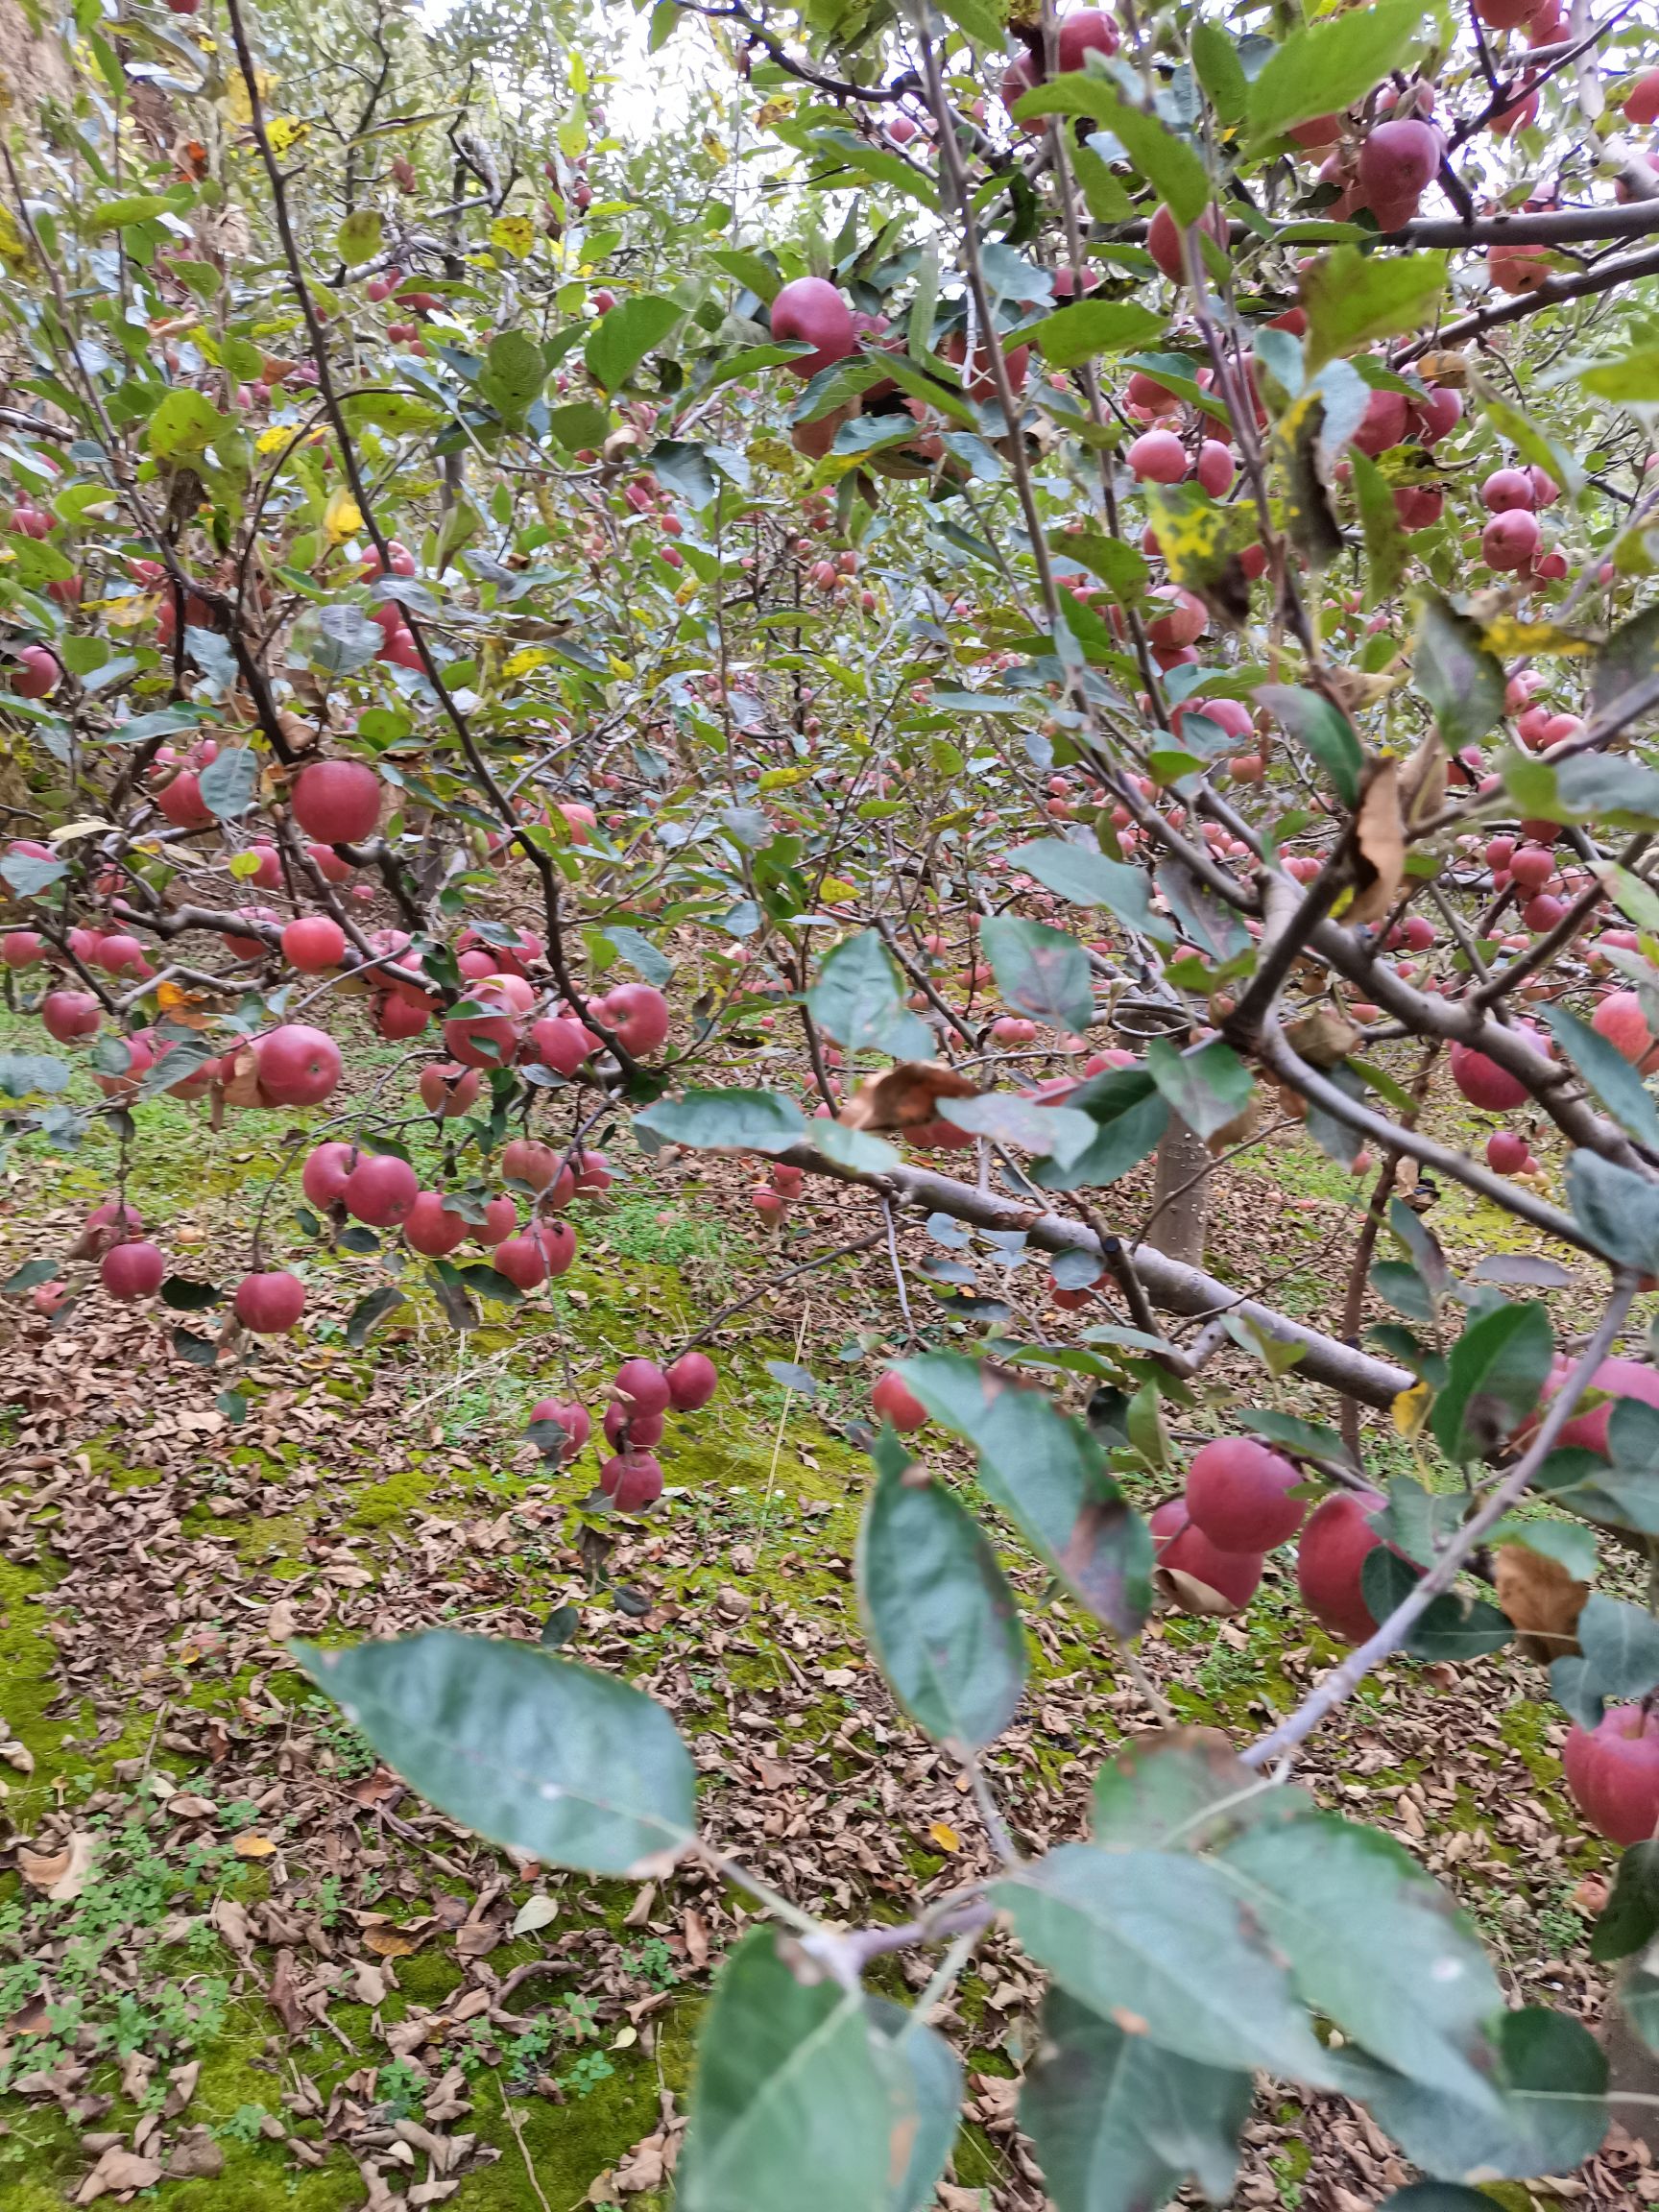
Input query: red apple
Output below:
<box><xmin>290</xmin><ymin>758</ymin><xmax>382</xmax><ymax>845</ymax></box>
<box><xmin>665</xmin><ymin>1351</ymin><xmax>718</xmax><ymax>1410</ymax></box>
<box><xmin>1296</xmin><ymin>1490</ymin><xmax>1386</xmax><ymax>1645</ymax></box>
<box><xmin>234</xmin><ymin>1270</ymin><xmax>306</xmax><ymax>1332</ymax></box>
<box><xmin>1185</xmin><ymin>1435</ymin><xmax>1306</xmax><ymax>1551</ymax></box>
<box><xmin>873</xmin><ymin>1370</ymin><xmax>927</xmax><ymax>1432</ymax></box>
<box><xmin>342</xmin><ymin>1152</ymin><xmax>419</xmax><ymax>1227</ymax></box>
<box><xmin>255</xmin><ymin>1024</ymin><xmax>343</xmax><ymax>1108</ymax></box>
<box><xmin>101</xmin><ymin>1240</ymin><xmax>165</xmax><ymax>1301</ymax></box>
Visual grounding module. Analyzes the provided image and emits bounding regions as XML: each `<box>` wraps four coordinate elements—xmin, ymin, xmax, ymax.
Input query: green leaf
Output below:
<box><xmin>1216</xmin><ymin>1813</ymin><xmax>1503</xmax><ymax>2106</ymax></box>
<box><xmin>603</xmin><ymin>926</ymin><xmax>672</xmax><ymax>988</ymax></box>
<box><xmin>1021</xmin><ymin>1988</ymin><xmax>1252</xmax><ymax>2212</ymax></box>
<box><xmin>1022</xmin><ymin>299</ymin><xmax>1166</xmax><ymax>370</ymax></box>
<box><xmin>145</xmin><ymin>386</ymin><xmax>227</xmax><ymax>463</ymax></box>
<box><xmin>477</xmin><ymin>329</ymin><xmax>548</xmax><ymax>423</ymax></box>
<box><xmin>1588</xmin><ymin>1839</ymin><xmax>1659</xmax><ymax>1964</ymax></box>
<box><xmin>678</xmin><ymin>1925</ymin><xmax>920</xmax><ymax>2212</ymax></box>
<box><xmin>1144</xmin><ymin>1036</ymin><xmax>1254</xmax><ymax>1144</ymax></box>
<box><xmin>996</xmin><ymin>1846</ymin><xmax>1336</xmax><ymax>2081</ymax></box>
<box><xmin>1589</xmin><ymin>605</ymin><xmax>1659</xmax><ymax>727</ymax></box>
<box><xmin>1246</xmin><ymin>0</ymin><xmax>1431</xmax><ymax>148</ymax></box>
<box><xmin>1303</xmin><ymin>247</ymin><xmax>1446</xmax><ymax>373</ymax></box>
<box><xmin>1351</xmin><ymin>449</ymin><xmax>1411</xmax><ymax>612</ymax></box>
<box><xmin>1027</xmin><ymin>1070</ymin><xmax>1169</xmax><ymax>1192</ymax></box>
<box><xmin>1070</xmin><ymin>143</ymin><xmax>1135</xmax><ymax>225</ymax></box>
<box><xmin>1623</xmin><ymin>1968</ymin><xmax>1659</xmax><ymax>2058</ymax></box>
<box><xmin>1429</xmin><ymin>1300</ymin><xmax>1553</xmax><ymax>1465</ymax></box>
<box><xmin>0</xmin><ymin>854</ymin><xmax>66</xmax><ymax>899</ymax></box>
<box><xmin>1014</xmin><ymin>77</ymin><xmax>1210</xmax><ymax>226</ymax></box>
<box><xmin>1579</xmin><ymin>345</ymin><xmax>1659</xmax><ymax>402</ymax></box>
<box><xmin>807</xmin><ymin>930</ymin><xmax>932</xmax><ymax>1058</ymax></box>
<box><xmin>635</xmin><ymin>1089</ymin><xmax>805</xmax><ymax>1154</ymax></box>
<box><xmin>979</xmin><ymin>916</ymin><xmax>1094</xmax><ymax>1035</ymax></box>
<box><xmin>345</xmin><ymin>1284</ymin><xmax>406</xmax><ymax>1347</ymax></box>
<box><xmin>585</xmin><ymin>295</ymin><xmax>682</xmax><ymax>392</ymax></box>
<box><xmin>939</xmin><ymin>1093</ymin><xmax>1099</xmax><ymax>1166</ymax></box>
<box><xmin>546</xmin><ymin>398</ymin><xmax>612</xmax><ymax>451</ymax></box>
<box><xmin>1093</xmin><ymin>1732</ymin><xmax>1307</xmax><ymax>1853</ymax></box>
<box><xmin>855</xmin><ymin>1433</ymin><xmax>1025</xmax><ymax>1753</ymax></box>
<box><xmin>1254</xmin><ymin>684</ymin><xmax>1361</xmax><ymax>806</ymax></box>
<box><xmin>296</xmin><ymin>1630</ymin><xmax>696</xmax><ymax>1875</ymax></box>
<box><xmin>1411</xmin><ymin>597</ymin><xmax>1508</xmax><ymax>755</ymax></box>
<box><xmin>1191</xmin><ymin>17</ymin><xmax>1248</xmax><ymax>128</ymax></box>
<box><xmin>1006</xmin><ymin>839</ymin><xmax>1170</xmax><ymax>942</ymax></box>
<box><xmin>1046</xmin><ymin>526</ymin><xmax>1150</xmax><ymax>604</ymax></box>
<box><xmin>932</xmin><ymin>0</ymin><xmax>1001</xmax><ymax>45</ymax></box>
<box><xmin>1578</xmin><ymin>1592</ymin><xmax>1659</xmax><ymax>1705</ymax></box>
<box><xmin>0</xmin><ymin>1054</ymin><xmax>70</xmax><ymax>1099</ymax></box>
<box><xmin>336</xmin><ymin>207</ymin><xmax>384</xmax><ymax>266</ymax></box>
<box><xmin>867</xmin><ymin>2001</ymin><xmax>961</xmax><ymax>2212</ymax></box>
<box><xmin>1336</xmin><ymin>2008</ymin><xmax>1606</xmax><ymax>2182</ymax></box>
<box><xmin>1565</xmin><ymin>1148</ymin><xmax>1659</xmax><ymax>1273</ymax></box>
<box><xmin>196</xmin><ymin>746</ymin><xmax>257</xmax><ymax>822</ymax></box>
<box><xmin>159</xmin><ymin>1275</ymin><xmax>222</xmax><ymax>1313</ymax></box>
<box><xmin>808</xmin><ymin>1120</ymin><xmax>903</xmax><ymax>1175</ymax></box>
<box><xmin>898</xmin><ymin>1353</ymin><xmax>1153</xmax><ymax>1635</ymax></box>
<box><xmin>1543</xmin><ymin>1004</ymin><xmax>1659</xmax><ymax>1150</ymax></box>
<box><xmin>3</xmin><ymin>1257</ymin><xmax>62</xmax><ymax>1293</ymax></box>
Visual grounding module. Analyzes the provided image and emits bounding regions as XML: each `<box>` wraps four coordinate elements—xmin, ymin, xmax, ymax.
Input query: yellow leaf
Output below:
<box><xmin>927</xmin><ymin>1821</ymin><xmax>961</xmax><ymax>1854</ymax></box>
<box><xmin>1392</xmin><ymin>1380</ymin><xmax>1431</xmax><ymax>1442</ymax></box>
<box><xmin>364</xmin><ymin>1924</ymin><xmax>419</xmax><ymax>1958</ymax></box>
<box><xmin>758</xmin><ymin>765</ymin><xmax>814</xmax><ymax>791</ymax></box>
<box><xmin>232</xmin><ymin>1832</ymin><xmax>276</xmax><ymax>1859</ymax></box>
<box><xmin>820</xmin><ymin>878</ymin><xmax>857</xmax><ymax>904</ymax></box>
<box><xmin>490</xmin><ymin>214</ymin><xmax>536</xmax><ymax>260</ymax></box>
<box><xmin>1144</xmin><ymin>484</ymin><xmax>1254</xmax><ymax>596</ymax></box>
<box><xmin>266</xmin><ymin>115</ymin><xmax>307</xmax><ymax>157</ymax></box>
<box><xmin>224</xmin><ymin>67</ymin><xmax>274</xmax><ymax>124</ymax></box>
<box><xmin>324</xmin><ymin>489</ymin><xmax>362</xmax><ymax>544</ymax></box>
<box><xmin>502</xmin><ymin>647</ymin><xmax>553</xmax><ymax>680</ymax></box>
<box><xmin>255</xmin><ymin>423</ymin><xmax>300</xmax><ymax>456</ymax></box>
<box><xmin>0</xmin><ymin>205</ymin><xmax>31</xmax><ymax>271</ymax></box>
<box><xmin>1478</xmin><ymin>616</ymin><xmax>1592</xmax><ymax>659</ymax></box>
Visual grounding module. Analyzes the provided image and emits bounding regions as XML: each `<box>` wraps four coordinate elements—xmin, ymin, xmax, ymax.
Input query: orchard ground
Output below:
<box><xmin>0</xmin><ymin>1005</ymin><xmax>1653</xmax><ymax>2211</ymax></box>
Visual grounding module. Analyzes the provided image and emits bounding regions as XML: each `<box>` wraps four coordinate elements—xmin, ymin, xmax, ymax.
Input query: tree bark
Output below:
<box><xmin>1147</xmin><ymin>1116</ymin><xmax>1211</xmax><ymax>1269</ymax></box>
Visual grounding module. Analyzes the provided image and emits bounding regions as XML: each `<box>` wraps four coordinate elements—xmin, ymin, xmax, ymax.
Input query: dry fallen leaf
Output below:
<box><xmin>75</xmin><ymin>2147</ymin><xmax>163</xmax><ymax>2204</ymax></box>
<box><xmin>927</xmin><ymin>1820</ymin><xmax>961</xmax><ymax>1854</ymax></box>
<box><xmin>1494</xmin><ymin>1543</ymin><xmax>1588</xmax><ymax>1660</ymax></box>
<box><xmin>1284</xmin><ymin>1006</ymin><xmax>1362</xmax><ymax>1070</ymax></box>
<box><xmin>20</xmin><ymin>1831</ymin><xmax>97</xmax><ymax>1901</ymax></box>
<box><xmin>232</xmin><ymin>1831</ymin><xmax>276</xmax><ymax>1859</ymax></box>
<box><xmin>683</xmin><ymin>1909</ymin><xmax>709</xmax><ymax>1971</ymax></box>
<box><xmin>838</xmin><ymin>1060</ymin><xmax>978</xmax><ymax>1131</ymax></box>
<box><xmin>1346</xmin><ymin>757</ymin><xmax>1404</xmax><ymax>928</ymax></box>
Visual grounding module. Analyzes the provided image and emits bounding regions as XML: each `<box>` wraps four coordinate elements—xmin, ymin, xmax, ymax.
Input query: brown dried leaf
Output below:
<box><xmin>1156</xmin><ymin>1564</ymin><xmax>1252</xmax><ymax>1619</ymax></box>
<box><xmin>1399</xmin><ymin>733</ymin><xmax>1448</xmax><ymax>835</ymax></box>
<box><xmin>364</xmin><ymin>1925</ymin><xmax>421</xmax><ymax>1959</ymax></box>
<box><xmin>1346</xmin><ymin>757</ymin><xmax>1404</xmax><ymax>927</ymax></box>
<box><xmin>268</xmin><ymin>1949</ymin><xmax>310</xmax><ymax>2036</ymax></box>
<box><xmin>838</xmin><ymin>1061</ymin><xmax>977</xmax><ymax>1132</ymax></box>
<box><xmin>1494</xmin><ymin>1542</ymin><xmax>1588</xmax><ymax>1659</ymax></box>
<box><xmin>349</xmin><ymin>1767</ymin><xmax>406</xmax><ymax>1810</ymax></box>
<box><xmin>20</xmin><ymin>1831</ymin><xmax>97</xmax><ymax>1901</ymax></box>
<box><xmin>682</xmin><ymin>1910</ymin><xmax>709</xmax><ymax>1971</ymax></box>
<box><xmin>163</xmin><ymin>2128</ymin><xmax>224</xmax><ymax>2181</ymax></box>
<box><xmin>1284</xmin><ymin>1007</ymin><xmax>1362</xmax><ymax>1070</ymax></box>
<box><xmin>75</xmin><ymin>2148</ymin><xmax>163</xmax><ymax>2204</ymax></box>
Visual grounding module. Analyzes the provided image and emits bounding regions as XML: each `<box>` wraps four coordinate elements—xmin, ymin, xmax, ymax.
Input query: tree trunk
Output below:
<box><xmin>1147</xmin><ymin>1115</ymin><xmax>1210</xmax><ymax>1269</ymax></box>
